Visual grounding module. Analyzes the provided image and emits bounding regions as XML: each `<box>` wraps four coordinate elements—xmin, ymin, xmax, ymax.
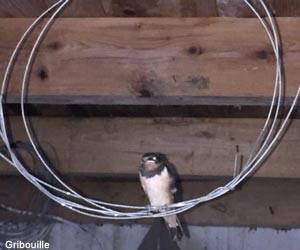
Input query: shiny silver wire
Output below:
<box><xmin>0</xmin><ymin>0</ymin><xmax>299</xmax><ymax>219</ymax></box>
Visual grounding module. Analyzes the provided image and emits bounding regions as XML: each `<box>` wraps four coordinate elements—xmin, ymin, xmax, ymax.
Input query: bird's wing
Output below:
<box><xmin>169</xmin><ymin>172</ymin><xmax>177</xmax><ymax>194</ymax></box>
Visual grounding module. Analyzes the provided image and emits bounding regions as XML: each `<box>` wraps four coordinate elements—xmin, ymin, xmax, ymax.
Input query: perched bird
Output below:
<box><xmin>139</xmin><ymin>153</ymin><xmax>182</xmax><ymax>240</ymax></box>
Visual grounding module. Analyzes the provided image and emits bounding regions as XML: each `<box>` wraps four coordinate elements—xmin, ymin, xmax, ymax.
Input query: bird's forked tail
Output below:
<box><xmin>164</xmin><ymin>215</ymin><xmax>183</xmax><ymax>241</ymax></box>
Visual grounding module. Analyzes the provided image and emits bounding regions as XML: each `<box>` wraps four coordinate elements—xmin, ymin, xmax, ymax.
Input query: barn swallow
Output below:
<box><xmin>139</xmin><ymin>153</ymin><xmax>182</xmax><ymax>240</ymax></box>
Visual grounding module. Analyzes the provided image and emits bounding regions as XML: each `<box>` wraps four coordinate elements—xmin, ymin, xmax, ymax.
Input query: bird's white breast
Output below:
<box><xmin>140</xmin><ymin>167</ymin><xmax>173</xmax><ymax>206</ymax></box>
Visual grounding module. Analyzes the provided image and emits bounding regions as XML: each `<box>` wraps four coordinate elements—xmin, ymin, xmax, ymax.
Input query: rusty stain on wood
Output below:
<box><xmin>37</xmin><ymin>66</ymin><xmax>49</xmax><ymax>81</ymax></box>
<box><xmin>46</xmin><ymin>41</ymin><xmax>63</xmax><ymax>51</ymax></box>
<box><xmin>187</xmin><ymin>46</ymin><xmax>204</xmax><ymax>56</ymax></box>
<box><xmin>130</xmin><ymin>70</ymin><xmax>164</xmax><ymax>97</ymax></box>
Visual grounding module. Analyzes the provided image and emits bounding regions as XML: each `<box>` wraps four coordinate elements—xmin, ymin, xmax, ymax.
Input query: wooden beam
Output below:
<box><xmin>0</xmin><ymin>0</ymin><xmax>217</xmax><ymax>17</ymax></box>
<box><xmin>0</xmin><ymin>1</ymin><xmax>300</xmax><ymax>17</ymax></box>
<box><xmin>217</xmin><ymin>0</ymin><xmax>300</xmax><ymax>18</ymax></box>
<box><xmin>1</xmin><ymin>117</ymin><xmax>300</xmax><ymax>178</ymax></box>
<box><xmin>0</xmin><ymin>18</ymin><xmax>300</xmax><ymax>115</ymax></box>
<box><xmin>1</xmin><ymin>176</ymin><xmax>300</xmax><ymax>228</ymax></box>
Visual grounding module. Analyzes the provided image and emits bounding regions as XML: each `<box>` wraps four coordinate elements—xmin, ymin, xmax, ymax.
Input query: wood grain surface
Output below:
<box><xmin>0</xmin><ymin>18</ymin><xmax>300</xmax><ymax>109</ymax></box>
<box><xmin>0</xmin><ymin>0</ymin><xmax>299</xmax><ymax>17</ymax></box>
<box><xmin>1</xmin><ymin>176</ymin><xmax>300</xmax><ymax>227</ymax></box>
<box><xmin>1</xmin><ymin>116</ymin><xmax>299</xmax><ymax>178</ymax></box>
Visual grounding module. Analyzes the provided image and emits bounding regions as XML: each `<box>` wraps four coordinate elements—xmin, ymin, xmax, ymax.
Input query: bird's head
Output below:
<box><xmin>142</xmin><ymin>153</ymin><xmax>163</xmax><ymax>164</ymax></box>
<box><xmin>141</xmin><ymin>153</ymin><xmax>164</xmax><ymax>171</ymax></box>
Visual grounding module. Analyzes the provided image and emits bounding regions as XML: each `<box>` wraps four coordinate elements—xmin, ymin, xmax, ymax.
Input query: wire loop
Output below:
<box><xmin>0</xmin><ymin>0</ymin><xmax>299</xmax><ymax>220</ymax></box>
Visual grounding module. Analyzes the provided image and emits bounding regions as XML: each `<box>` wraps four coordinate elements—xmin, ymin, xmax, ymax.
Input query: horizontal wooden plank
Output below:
<box><xmin>0</xmin><ymin>1</ymin><xmax>299</xmax><ymax>17</ymax></box>
<box><xmin>1</xmin><ymin>176</ymin><xmax>300</xmax><ymax>228</ymax></box>
<box><xmin>1</xmin><ymin>17</ymin><xmax>300</xmax><ymax>115</ymax></box>
<box><xmin>0</xmin><ymin>116</ymin><xmax>300</xmax><ymax>178</ymax></box>
<box><xmin>0</xmin><ymin>0</ymin><xmax>217</xmax><ymax>17</ymax></box>
<box><xmin>217</xmin><ymin>0</ymin><xmax>300</xmax><ymax>18</ymax></box>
